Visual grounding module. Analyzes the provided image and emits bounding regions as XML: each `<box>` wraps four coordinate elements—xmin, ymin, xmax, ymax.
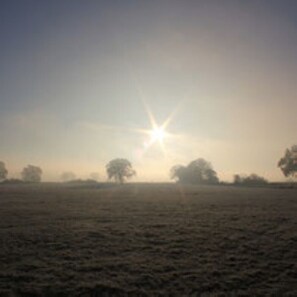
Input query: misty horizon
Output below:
<box><xmin>1</xmin><ymin>1</ymin><xmax>297</xmax><ymax>182</ymax></box>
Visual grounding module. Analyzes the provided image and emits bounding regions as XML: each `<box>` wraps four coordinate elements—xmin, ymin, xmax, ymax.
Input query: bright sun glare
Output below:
<box><xmin>136</xmin><ymin>97</ymin><xmax>178</xmax><ymax>156</ymax></box>
<box><xmin>150</xmin><ymin>126</ymin><xmax>166</xmax><ymax>143</ymax></box>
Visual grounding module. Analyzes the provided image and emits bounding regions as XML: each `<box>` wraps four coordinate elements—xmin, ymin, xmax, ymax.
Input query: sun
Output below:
<box><xmin>150</xmin><ymin>126</ymin><xmax>166</xmax><ymax>143</ymax></box>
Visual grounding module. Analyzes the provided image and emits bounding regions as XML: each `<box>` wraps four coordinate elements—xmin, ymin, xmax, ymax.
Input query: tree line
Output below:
<box><xmin>0</xmin><ymin>145</ymin><xmax>296</xmax><ymax>184</ymax></box>
<box><xmin>0</xmin><ymin>164</ymin><xmax>42</xmax><ymax>183</ymax></box>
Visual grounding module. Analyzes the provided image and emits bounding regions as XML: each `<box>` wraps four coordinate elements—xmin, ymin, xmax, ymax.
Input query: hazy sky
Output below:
<box><xmin>1</xmin><ymin>0</ymin><xmax>297</xmax><ymax>181</ymax></box>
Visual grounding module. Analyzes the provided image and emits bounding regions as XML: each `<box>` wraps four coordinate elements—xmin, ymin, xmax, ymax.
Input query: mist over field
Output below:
<box><xmin>1</xmin><ymin>0</ymin><xmax>297</xmax><ymax>296</ymax></box>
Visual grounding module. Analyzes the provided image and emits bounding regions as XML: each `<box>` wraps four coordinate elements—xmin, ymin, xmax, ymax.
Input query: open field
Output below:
<box><xmin>0</xmin><ymin>184</ymin><xmax>297</xmax><ymax>296</ymax></box>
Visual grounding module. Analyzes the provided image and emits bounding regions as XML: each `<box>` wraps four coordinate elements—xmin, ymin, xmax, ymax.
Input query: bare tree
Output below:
<box><xmin>106</xmin><ymin>158</ymin><xmax>136</xmax><ymax>184</ymax></box>
<box><xmin>21</xmin><ymin>165</ymin><xmax>42</xmax><ymax>182</ymax></box>
<box><xmin>0</xmin><ymin>161</ymin><xmax>8</xmax><ymax>181</ymax></box>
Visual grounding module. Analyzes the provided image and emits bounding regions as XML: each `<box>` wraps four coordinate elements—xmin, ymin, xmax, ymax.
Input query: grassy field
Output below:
<box><xmin>0</xmin><ymin>183</ymin><xmax>297</xmax><ymax>296</ymax></box>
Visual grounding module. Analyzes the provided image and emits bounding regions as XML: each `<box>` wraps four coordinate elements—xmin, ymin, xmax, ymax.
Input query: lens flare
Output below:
<box><xmin>150</xmin><ymin>126</ymin><xmax>166</xmax><ymax>143</ymax></box>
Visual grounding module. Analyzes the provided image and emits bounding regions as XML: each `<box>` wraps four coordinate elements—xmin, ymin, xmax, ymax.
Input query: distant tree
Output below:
<box><xmin>61</xmin><ymin>171</ymin><xmax>76</xmax><ymax>182</ymax></box>
<box><xmin>170</xmin><ymin>158</ymin><xmax>219</xmax><ymax>184</ymax></box>
<box><xmin>170</xmin><ymin>165</ymin><xmax>188</xmax><ymax>183</ymax></box>
<box><xmin>21</xmin><ymin>165</ymin><xmax>42</xmax><ymax>182</ymax></box>
<box><xmin>278</xmin><ymin>145</ymin><xmax>297</xmax><ymax>179</ymax></box>
<box><xmin>106</xmin><ymin>158</ymin><xmax>136</xmax><ymax>184</ymax></box>
<box><xmin>233</xmin><ymin>174</ymin><xmax>242</xmax><ymax>185</ymax></box>
<box><xmin>0</xmin><ymin>161</ymin><xmax>8</xmax><ymax>181</ymax></box>
<box><xmin>233</xmin><ymin>173</ymin><xmax>268</xmax><ymax>185</ymax></box>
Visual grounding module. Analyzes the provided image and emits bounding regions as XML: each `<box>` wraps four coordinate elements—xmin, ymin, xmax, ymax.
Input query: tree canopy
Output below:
<box><xmin>106</xmin><ymin>158</ymin><xmax>136</xmax><ymax>184</ymax></box>
<box><xmin>21</xmin><ymin>165</ymin><xmax>42</xmax><ymax>182</ymax></box>
<box><xmin>233</xmin><ymin>173</ymin><xmax>268</xmax><ymax>185</ymax></box>
<box><xmin>278</xmin><ymin>145</ymin><xmax>297</xmax><ymax>178</ymax></box>
<box><xmin>170</xmin><ymin>158</ymin><xmax>219</xmax><ymax>184</ymax></box>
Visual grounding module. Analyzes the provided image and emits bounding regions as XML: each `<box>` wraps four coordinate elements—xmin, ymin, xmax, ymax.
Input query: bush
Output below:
<box><xmin>233</xmin><ymin>174</ymin><xmax>268</xmax><ymax>186</ymax></box>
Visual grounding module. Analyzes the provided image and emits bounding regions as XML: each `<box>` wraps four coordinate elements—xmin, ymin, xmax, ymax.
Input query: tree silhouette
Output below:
<box><xmin>0</xmin><ymin>161</ymin><xmax>8</xmax><ymax>181</ymax></box>
<box><xmin>233</xmin><ymin>173</ymin><xmax>268</xmax><ymax>185</ymax></box>
<box><xmin>233</xmin><ymin>174</ymin><xmax>242</xmax><ymax>185</ymax></box>
<box><xmin>170</xmin><ymin>165</ymin><xmax>188</xmax><ymax>183</ymax></box>
<box><xmin>106</xmin><ymin>158</ymin><xmax>136</xmax><ymax>184</ymax></box>
<box><xmin>171</xmin><ymin>158</ymin><xmax>219</xmax><ymax>184</ymax></box>
<box><xmin>21</xmin><ymin>165</ymin><xmax>42</xmax><ymax>182</ymax></box>
<box><xmin>278</xmin><ymin>145</ymin><xmax>297</xmax><ymax>178</ymax></box>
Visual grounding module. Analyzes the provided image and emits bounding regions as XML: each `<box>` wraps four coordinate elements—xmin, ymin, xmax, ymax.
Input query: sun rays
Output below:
<box><xmin>136</xmin><ymin>97</ymin><xmax>178</xmax><ymax>157</ymax></box>
<box><xmin>79</xmin><ymin>79</ymin><xmax>182</xmax><ymax>160</ymax></box>
<box><xmin>150</xmin><ymin>126</ymin><xmax>166</xmax><ymax>143</ymax></box>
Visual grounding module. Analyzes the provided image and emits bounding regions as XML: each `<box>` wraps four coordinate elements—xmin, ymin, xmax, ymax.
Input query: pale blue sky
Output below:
<box><xmin>1</xmin><ymin>0</ymin><xmax>297</xmax><ymax>181</ymax></box>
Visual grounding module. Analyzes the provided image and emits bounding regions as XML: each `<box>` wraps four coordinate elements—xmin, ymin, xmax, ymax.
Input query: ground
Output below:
<box><xmin>0</xmin><ymin>183</ymin><xmax>297</xmax><ymax>296</ymax></box>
